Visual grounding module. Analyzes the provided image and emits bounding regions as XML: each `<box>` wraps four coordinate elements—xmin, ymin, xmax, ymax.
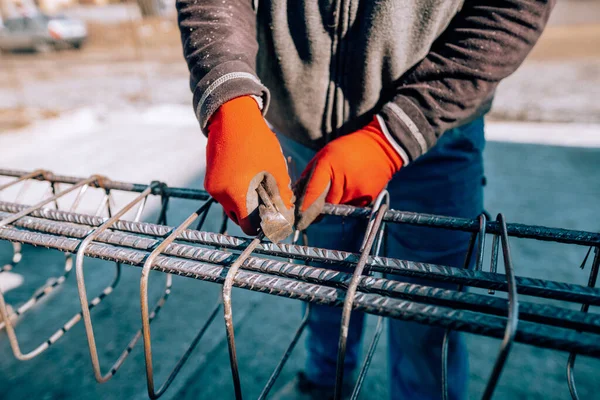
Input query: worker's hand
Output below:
<box><xmin>205</xmin><ymin>96</ymin><xmax>294</xmax><ymax>235</ymax></box>
<box><xmin>294</xmin><ymin>116</ymin><xmax>403</xmax><ymax>230</ymax></box>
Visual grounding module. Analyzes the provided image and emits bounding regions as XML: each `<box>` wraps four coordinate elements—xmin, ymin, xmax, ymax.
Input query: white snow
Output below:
<box><xmin>485</xmin><ymin>121</ymin><xmax>600</xmax><ymax>148</ymax></box>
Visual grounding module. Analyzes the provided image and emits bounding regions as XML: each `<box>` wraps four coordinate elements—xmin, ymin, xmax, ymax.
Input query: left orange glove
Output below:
<box><xmin>205</xmin><ymin>96</ymin><xmax>294</xmax><ymax>236</ymax></box>
<box><xmin>294</xmin><ymin>116</ymin><xmax>404</xmax><ymax>230</ymax></box>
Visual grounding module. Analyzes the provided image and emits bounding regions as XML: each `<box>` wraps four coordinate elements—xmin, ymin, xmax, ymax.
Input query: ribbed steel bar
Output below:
<box><xmin>2</xmin><ymin>225</ymin><xmax>600</xmax><ymax>358</ymax></box>
<box><xmin>0</xmin><ymin>169</ymin><xmax>209</xmax><ymax>201</ymax></box>
<box><xmin>2</xmin><ymin>201</ymin><xmax>599</xmax><ymax>308</ymax></box>
<box><xmin>0</xmin><ymin>175</ymin><xmax>100</xmax><ymax>229</ymax></box>
<box><xmin>0</xmin><ymin>169</ymin><xmax>47</xmax><ymax>192</ymax></box>
<box><xmin>322</xmin><ymin>204</ymin><xmax>600</xmax><ymax>247</ymax></box>
<box><xmin>2</xmin><ymin>169</ymin><xmax>598</xmax><ymax>247</ymax></box>
<box><xmin>5</xmin><ymin>210</ymin><xmax>600</xmax><ymax>336</ymax></box>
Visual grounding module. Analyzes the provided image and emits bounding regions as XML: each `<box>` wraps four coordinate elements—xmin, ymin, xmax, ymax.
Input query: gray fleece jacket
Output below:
<box><xmin>177</xmin><ymin>0</ymin><xmax>554</xmax><ymax>164</ymax></box>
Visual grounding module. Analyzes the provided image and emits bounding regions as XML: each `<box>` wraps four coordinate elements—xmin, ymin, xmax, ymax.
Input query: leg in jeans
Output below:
<box><xmin>385</xmin><ymin>117</ymin><xmax>485</xmax><ymax>400</ymax></box>
<box><xmin>277</xmin><ymin>116</ymin><xmax>485</xmax><ymax>397</ymax></box>
<box><xmin>277</xmin><ymin>133</ymin><xmax>368</xmax><ymax>388</ymax></box>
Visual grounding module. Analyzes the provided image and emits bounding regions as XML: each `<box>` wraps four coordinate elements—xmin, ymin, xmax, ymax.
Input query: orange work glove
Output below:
<box><xmin>205</xmin><ymin>96</ymin><xmax>294</xmax><ymax>235</ymax></box>
<box><xmin>295</xmin><ymin>116</ymin><xmax>403</xmax><ymax>230</ymax></box>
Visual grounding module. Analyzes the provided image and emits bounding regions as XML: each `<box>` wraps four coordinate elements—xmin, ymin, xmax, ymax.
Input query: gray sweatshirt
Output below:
<box><xmin>177</xmin><ymin>0</ymin><xmax>554</xmax><ymax>163</ymax></box>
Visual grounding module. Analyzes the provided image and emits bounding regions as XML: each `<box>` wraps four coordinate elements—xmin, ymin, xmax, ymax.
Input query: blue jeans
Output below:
<box><xmin>277</xmin><ymin>117</ymin><xmax>485</xmax><ymax>400</ymax></box>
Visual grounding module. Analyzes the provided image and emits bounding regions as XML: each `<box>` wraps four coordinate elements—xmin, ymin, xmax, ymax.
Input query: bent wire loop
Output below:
<box><xmin>222</xmin><ymin>232</ymin><xmax>266</xmax><ymax>400</ymax></box>
<box><xmin>257</xmin><ymin>230</ymin><xmax>310</xmax><ymax>400</ymax></box>
<box><xmin>74</xmin><ymin>181</ymin><xmax>172</xmax><ymax>383</ymax></box>
<box><xmin>481</xmin><ymin>214</ymin><xmax>520</xmax><ymax>400</ymax></box>
<box><xmin>441</xmin><ymin>213</ymin><xmax>487</xmax><ymax>400</ymax></box>
<box><xmin>0</xmin><ymin>180</ymin><xmax>109</xmax><ymax>332</ymax></box>
<box><xmin>140</xmin><ymin>197</ymin><xmax>220</xmax><ymax>399</ymax></box>
<box><xmin>567</xmin><ymin>246</ymin><xmax>600</xmax><ymax>400</ymax></box>
<box><xmin>334</xmin><ymin>190</ymin><xmax>389</xmax><ymax>400</ymax></box>
<box><xmin>349</xmin><ymin>191</ymin><xmax>390</xmax><ymax>400</ymax></box>
<box><xmin>0</xmin><ymin>175</ymin><xmax>103</xmax><ymax>360</ymax></box>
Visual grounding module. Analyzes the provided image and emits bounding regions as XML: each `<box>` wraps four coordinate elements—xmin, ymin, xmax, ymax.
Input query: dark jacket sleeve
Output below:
<box><xmin>379</xmin><ymin>0</ymin><xmax>555</xmax><ymax>163</ymax></box>
<box><xmin>177</xmin><ymin>0</ymin><xmax>269</xmax><ymax>130</ymax></box>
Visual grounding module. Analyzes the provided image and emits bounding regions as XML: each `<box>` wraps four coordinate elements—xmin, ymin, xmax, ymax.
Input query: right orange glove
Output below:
<box><xmin>204</xmin><ymin>96</ymin><xmax>294</xmax><ymax>235</ymax></box>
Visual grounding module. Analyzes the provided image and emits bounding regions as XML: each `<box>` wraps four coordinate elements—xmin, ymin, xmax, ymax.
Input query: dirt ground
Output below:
<box><xmin>1</xmin><ymin>2</ymin><xmax>600</xmax><ymax>131</ymax></box>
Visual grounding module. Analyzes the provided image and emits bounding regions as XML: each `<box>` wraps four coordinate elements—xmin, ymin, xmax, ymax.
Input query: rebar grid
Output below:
<box><xmin>0</xmin><ymin>169</ymin><xmax>598</xmax><ymax>400</ymax></box>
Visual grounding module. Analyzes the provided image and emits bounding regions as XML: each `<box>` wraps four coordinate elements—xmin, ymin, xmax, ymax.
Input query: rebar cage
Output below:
<box><xmin>0</xmin><ymin>168</ymin><xmax>598</xmax><ymax>400</ymax></box>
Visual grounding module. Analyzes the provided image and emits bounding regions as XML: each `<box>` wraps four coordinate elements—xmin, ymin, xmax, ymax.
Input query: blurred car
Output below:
<box><xmin>0</xmin><ymin>14</ymin><xmax>87</xmax><ymax>52</ymax></box>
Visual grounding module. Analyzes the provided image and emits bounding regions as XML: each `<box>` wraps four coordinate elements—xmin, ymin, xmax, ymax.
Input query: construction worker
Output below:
<box><xmin>177</xmin><ymin>1</ymin><xmax>554</xmax><ymax>398</ymax></box>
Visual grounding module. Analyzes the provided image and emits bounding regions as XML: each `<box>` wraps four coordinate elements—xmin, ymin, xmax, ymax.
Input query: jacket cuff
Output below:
<box><xmin>193</xmin><ymin>60</ymin><xmax>270</xmax><ymax>130</ymax></box>
<box><xmin>379</xmin><ymin>96</ymin><xmax>437</xmax><ymax>162</ymax></box>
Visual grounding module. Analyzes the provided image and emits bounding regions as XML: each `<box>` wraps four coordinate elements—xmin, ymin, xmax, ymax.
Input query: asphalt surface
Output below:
<box><xmin>0</xmin><ymin>138</ymin><xmax>599</xmax><ymax>400</ymax></box>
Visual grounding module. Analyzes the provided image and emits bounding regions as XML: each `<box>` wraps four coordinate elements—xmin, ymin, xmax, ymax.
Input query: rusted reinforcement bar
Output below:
<box><xmin>1</xmin><ymin>223</ymin><xmax>600</xmax><ymax>358</ymax></box>
<box><xmin>2</xmin><ymin>169</ymin><xmax>598</xmax><ymax>246</ymax></box>
<box><xmin>3</xmin><ymin>210</ymin><xmax>599</xmax><ymax>334</ymax></box>
<box><xmin>0</xmin><ymin>169</ymin><xmax>210</xmax><ymax>201</ymax></box>
<box><xmin>1</xmin><ymin>203</ymin><xmax>599</xmax><ymax>307</ymax></box>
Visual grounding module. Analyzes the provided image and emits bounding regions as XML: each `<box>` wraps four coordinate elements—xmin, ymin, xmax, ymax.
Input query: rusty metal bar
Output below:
<box><xmin>334</xmin><ymin>191</ymin><xmax>388</xmax><ymax>400</ymax></box>
<box><xmin>2</xmin><ymin>169</ymin><xmax>598</xmax><ymax>247</ymax></box>
<box><xmin>3</xmin><ymin>225</ymin><xmax>600</xmax><ymax>358</ymax></box>
<box><xmin>223</xmin><ymin>233</ymin><xmax>265</xmax><ymax>400</ymax></box>
<box><xmin>0</xmin><ymin>169</ymin><xmax>209</xmax><ymax>201</ymax></box>
<box><xmin>2</xmin><ymin>201</ymin><xmax>599</xmax><ymax>307</ymax></box>
<box><xmin>349</xmin><ymin>191</ymin><xmax>390</xmax><ymax>400</ymax></box>
<box><xmin>2</xmin><ymin>209</ymin><xmax>600</xmax><ymax>336</ymax></box>
<box><xmin>1</xmin><ymin>169</ymin><xmax>600</xmax><ymax>400</ymax></box>
<box><xmin>350</xmin><ymin>315</ymin><xmax>384</xmax><ymax>400</ymax></box>
<box><xmin>0</xmin><ymin>186</ymin><xmax>114</xmax><ymax>342</ymax></box>
<box><xmin>0</xmin><ymin>169</ymin><xmax>47</xmax><ymax>192</ymax></box>
<box><xmin>322</xmin><ymin>204</ymin><xmax>600</xmax><ymax>247</ymax></box>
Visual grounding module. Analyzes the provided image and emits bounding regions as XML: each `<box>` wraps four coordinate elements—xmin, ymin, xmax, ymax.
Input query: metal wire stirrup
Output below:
<box><xmin>74</xmin><ymin>181</ymin><xmax>166</xmax><ymax>383</ymax></box>
<box><xmin>334</xmin><ymin>190</ymin><xmax>389</xmax><ymax>400</ymax></box>
<box><xmin>0</xmin><ymin>175</ymin><xmax>103</xmax><ymax>360</ymax></box>
<box><xmin>140</xmin><ymin>198</ymin><xmax>221</xmax><ymax>399</ymax></box>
